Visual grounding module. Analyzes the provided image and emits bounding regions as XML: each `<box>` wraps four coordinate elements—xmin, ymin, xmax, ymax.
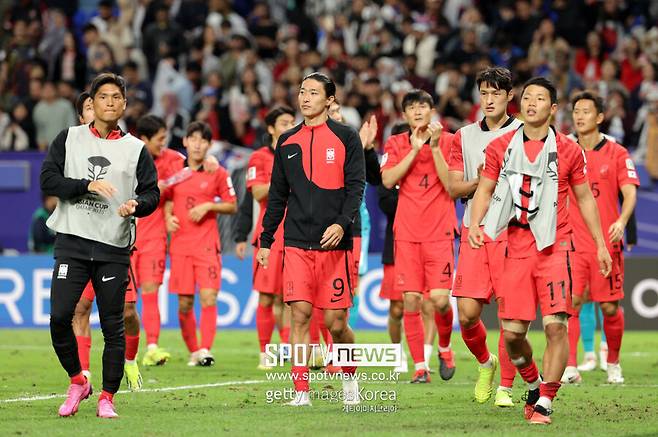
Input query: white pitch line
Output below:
<box><xmin>0</xmin><ymin>380</ymin><xmax>267</xmax><ymax>404</ymax></box>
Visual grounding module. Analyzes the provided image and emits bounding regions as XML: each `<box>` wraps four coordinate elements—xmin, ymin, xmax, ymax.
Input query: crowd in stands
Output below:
<box><xmin>1</xmin><ymin>0</ymin><xmax>657</xmax><ymax>170</ymax></box>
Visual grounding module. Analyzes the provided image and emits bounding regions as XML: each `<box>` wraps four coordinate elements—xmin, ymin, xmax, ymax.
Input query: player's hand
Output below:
<box><xmin>320</xmin><ymin>224</ymin><xmax>344</xmax><ymax>249</ymax></box>
<box><xmin>256</xmin><ymin>247</ymin><xmax>270</xmax><ymax>268</ymax></box>
<box><xmin>427</xmin><ymin>121</ymin><xmax>443</xmax><ymax>149</ymax></box>
<box><xmin>188</xmin><ymin>202</ymin><xmax>210</xmax><ymax>222</ymax></box>
<box><xmin>468</xmin><ymin>226</ymin><xmax>485</xmax><ymax>249</ymax></box>
<box><xmin>409</xmin><ymin>126</ymin><xmax>430</xmax><ymax>153</ymax></box>
<box><xmin>235</xmin><ymin>242</ymin><xmax>247</xmax><ymax>260</ymax></box>
<box><xmin>166</xmin><ymin>215</ymin><xmax>180</xmax><ymax>233</ymax></box>
<box><xmin>597</xmin><ymin>246</ymin><xmax>612</xmax><ymax>278</ymax></box>
<box><xmin>88</xmin><ymin>180</ymin><xmax>117</xmax><ymax>198</ymax></box>
<box><xmin>203</xmin><ymin>155</ymin><xmax>219</xmax><ymax>173</ymax></box>
<box><xmin>359</xmin><ymin>115</ymin><xmax>378</xmax><ymax>150</ymax></box>
<box><xmin>608</xmin><ymin>220</ymin><xmax>625</xmax><ymax>243</ymax></box>
<box><xmin>118</xmin><ymin>199</ymin><xmax>138</xmax><ymax>217</ymax></box>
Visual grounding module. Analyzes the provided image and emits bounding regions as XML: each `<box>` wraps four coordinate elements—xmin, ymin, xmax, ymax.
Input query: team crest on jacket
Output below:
<box><xmin>326</xmin><ymin>147</ymin><xmax>335</xmax><ymax>163</ymax></box>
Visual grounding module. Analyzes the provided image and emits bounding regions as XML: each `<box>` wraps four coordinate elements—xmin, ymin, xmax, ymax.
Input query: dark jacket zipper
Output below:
<box><xmin>309</xmin><ymin>128</ymin><xmax>314</xmax><ymax>249</ymax></box>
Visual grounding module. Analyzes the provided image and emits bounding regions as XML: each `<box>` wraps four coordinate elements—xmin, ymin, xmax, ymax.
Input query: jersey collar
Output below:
<box><xmin>480</xmin><ymin>115</ymin><xmax>515</xmax><ymax>132</ymax></box>
<box><xmin>89</xmin><ymin>122</ymin><xmax>124</xmax><ymax>140</ymax></box>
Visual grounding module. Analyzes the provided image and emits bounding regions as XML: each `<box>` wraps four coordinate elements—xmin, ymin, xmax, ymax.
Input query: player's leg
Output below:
<box><xmin>389</xmin><ymin>300</ymin><xmax>408</xmax><ymax>372</ymax></box>
<box><xmin>123</xmin><ymin>300</ymin><xmax>142</xmax><ymax>390</ymax></box>
<box><xmin>50</xmin><ymin>258</ymin><xmax>93</xmax><ymax>417</ymax></box>
<box><xmin>601</xmin><ymin>300</ymin><xmax>623</xmax><ymax>382</ymax></box>
<box><xmin>404</xmin><ymin>291</ymin><xmax>429</xmax><ymax>382</ymax></box>
<box><xmin>564</xmin><ymin>253</ymin><xmax>589</xmax><ymax>383</ymax></box>
<box><xmin>198</xmin><ymin>288</ymin><xmax>219</xmax><ymax>366</ymax></box>
<box><xmin>73</xmin><ymin>284</ymin><xmax>94</xmax><ymax>380</ymax></box>
<box><xmin>289</xmin><ymin>300</ymin><xmax>313</xmax><ymax>405</ymax></box>
<box><xmin>597</xmin><ymin>305</ymin><xmax>608</xmax><ymax>370</ymax></box>
<box><xmin>421</xmin><ymin>299</ymin><xmax>435</xmax><ymax>372</ymax></box>
<box><xmin>324</xmin><ymin>307</ymin><xmax>359</xmax><ymax>404</ymax></box>
<box><xmin>578</xmin><ymin>301</ymin><xmax>598</xmax><ymax>370</ymax></box>
<box><xmin>256</xmin><ymin>291</ymin><xmax>276</xmax><ymax>369</ymax></box>
<box><xmin>141</xmin><ymin>281</ymin><xmax>170</xmax><ymax>366</ymax></box>
<box><xmin>177</xmin><ymin>295</ymin><xmax>200</xmax><ymax>364</ymax></box>
<box><xmin>495</xmin><ymin>326</ymin><xmax>516</xmax><ymax>407</ymax></box>
<box><xmin>91</xmin><ymin>261</ymin><xmax>130</xmax><ymax>418</ymax></box>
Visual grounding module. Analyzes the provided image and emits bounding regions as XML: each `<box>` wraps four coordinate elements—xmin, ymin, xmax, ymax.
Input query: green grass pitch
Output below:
<box><xmin>1</xmin><ymin>329</ymin><xmax>657</xmax><ymax>436</ymax></box>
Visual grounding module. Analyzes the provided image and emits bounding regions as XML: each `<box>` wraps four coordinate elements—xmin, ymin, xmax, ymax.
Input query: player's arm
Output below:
<box><xmin>234</xmin><ymin>190</ymin><xmax>254</xmax><ymax>243</ymax></box>
<box><xmin>609</xmin><ymin>183</ymin><xmax>637</xmax><ymax>243</ymax></box>
<box><xmin>259</xmin><ymin>137</ymin><xmax>290</xmax><ymax>250</ymax></box>
<box><xmin>164</xmin><ymin>200</ymin><xmax>179</xmax><ymax>233</ymax></box>
<box><xmin>467</xmin><ymin>176</ymin><xmax>496</xmax><ymax>248</ymax></box>
<box><xmin>322</xmin><ymin>128</ymin><xmax>366</xmax><ymax>249</ymax></box>
<box><xmin>573</xmin><ymin>181</ymin><xmax>612</xmax><ymax>277</ymax></box>
<box><xmin>448</xmin><ymin>170</ymin><xmax>479</xmax><ymax>199</ymax></box>
<box><xmin>131</xmin><ymin>146</ymin><xmax>160</xmax><ymax>217</ymax></box>
<box><xmin>377</xmin><ymin>184</ymin><xmax>398</xmax><ymax>216</ymax></box>
<box><xmin>381</xmin><ymin>133</ymin><xmax>421</xmax><ymax>189</ymax></box>
<box><xmin>251</xmin><ymin>183</ymin><xmax>270</xmax><ymax>202</ymax></box>
<box><xmin>40</xmin><ymin>129</ymin><xmax>95</xmax><ymax>200</ymax></box>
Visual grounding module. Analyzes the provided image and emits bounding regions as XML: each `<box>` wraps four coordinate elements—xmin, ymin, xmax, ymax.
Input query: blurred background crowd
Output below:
<box><xmin>1</xmin><ymin>0</ymin><xmax>658</xmax><ymax>253</ymax></box>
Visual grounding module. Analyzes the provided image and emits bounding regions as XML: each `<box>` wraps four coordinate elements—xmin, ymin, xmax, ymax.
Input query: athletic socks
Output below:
<box><xmin>435</xmin><ymin>306</ymin><xmax>453</xmax><ymax>349</ymax></box>
<box><xmin>580</xmin><ymin>302</ymin><xmax>596</xmax><ymax>353</ymax></box>
<box><xmin>125</xmin><ymin>334</ymin><xmax>140</xmax><ymax>361</ymax></box>
<box><xmin>178</xmin><ymin>310</ymin><xmax>199</xmax><ymax>353</ymax></box>
<box><xmin>256</xmin><ymin>304</ymin><xmax>275</xmax><ymax>353</ymax></box>
<box><xmin>568</xmin><ymin>315</ymin><xmax>581</xmax><ymax>367</ymax></box>
<box><xmin>603</xmin><ymin>307</ymin><xmax>624</xmax><ymax>364</ymax></box>
<box><xmin>518</xmin><ymin>360</ymin><xmax>540</xmax><ymax>385</ymax></box>
<box><xmin>279</xmin><ymin>326</ymin><xmax>290</xmax><ymax>344</ymax></box>
<box><xmin>403</xmin><ymin>311</ymin><xmax>425</xmax><ymax>365</ymax></box>
<box><xmin>498</xmin><ymin>328</ymin><xmax>516</xmax><ymax>388</ymax></box>
<box><xmin>141</xmin><ymin>292</ymin><xmax>161</xmax><ymax>345</ymax></box>
<box><xmin>76</xmin><ymin>335</ymin><xmax>92</xmax><ymax>372</ymax></box>
<box><xmin>200</xmin><ymin>305</ymin><xmax>217</xmax><ymax>351</ymax></box>
<box><xmin>460</xmin><ymin>320</ymin><xmax>490</xmax><ymax>364</ymax></box>
<box><xmin>291</xmin><ymin>365</ymin><xmax>310</xmax><ymax>392</ymax></box>
<box><xmin>424</xmin><ymin>343</ymin><xmax>433</xmax><ymax>367</ymax></box>
<box><xmin>70</xmin><ymin>372</ymin><xmax>86</xmax><ymax>386</ymax></box>
<box><xmin>537</xmin><ymin>381</ymin><xmax>561</xmax><ymax>410</ymax></box>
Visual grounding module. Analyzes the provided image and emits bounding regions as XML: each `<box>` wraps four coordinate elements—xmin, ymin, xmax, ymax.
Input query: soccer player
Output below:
<box><xmin>381</xmin><ymin>89</ymin><xmax>456</xmax><ymax>383</ymax></box>
<box><xmin>469</xmin><ymin>77</ymin><xmax>612</xmax><ymax>424</ymax></box>
<box><xmin>447</xmin><ymin>67</ymin><xmax>521</xmax><ymax>405</ymax></box>
<box><xmin>563</xmin><ymin>91</ymin><xmax>638</xmax><ymax>384</ymax></box>
<box><xmin>41</xmin><ymin>73</ymin><xmax>159</xmax><ymax>418</ymax></box>
<box><xmin>246</xmin><ymin>106</ymin><xmax>296</xmax><ymax>369</ymax></box>
<box><xmin>256</xmin><ymin>72</ymin><xmax>365</xmax><ymax>406</ymax></box>
<box><xmin>165</xmin><ymin>121</ymin><xmax>237</xmax><ymax>366</ymax></box>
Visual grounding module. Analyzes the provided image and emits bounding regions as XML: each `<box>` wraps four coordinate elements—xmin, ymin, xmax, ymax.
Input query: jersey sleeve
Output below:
<box><xmin>481</xmin><ymin>137</ymin><xmax>504</xmax><ymax>181</ymax></box>
<box><xmin>246</xmin><ymin>152</ymin><xmax>269</xmax><ymax>190</ymax></box>
<box><xmin>448</xmin><ymin>129</ymin><xmax>464</xmax><ymax>172</ymax></box>
<box><xmin>567</xmin><ymin>141</ymin><xmax>587</xmax><ymax>186</ymax></box>
<box><xmin>616</xmin><ymin>147</ymin><xmax>640</xmax><ymax>187</ymax></box>
<box><xmin>380</xmin><ymin>136</ymin><xmax>401</xmax><ymax>172</ymax></box>
<box><xmin>216</xmin><ymin>168</ymin><xmax>237</xmax><ymax>202</ymax></box>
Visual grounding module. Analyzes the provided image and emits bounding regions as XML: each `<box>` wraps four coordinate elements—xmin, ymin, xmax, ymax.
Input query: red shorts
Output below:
<box><xmin>452</xmin><ymin>239</ymin><xmax>506</xmax><ymax>303</ymax></box>
<box><xmin>497</xmin><ymin>249</ymin><xmax>574</xmax><ymax>321</ymax></box>
<box><xmin>282</xmin><ymin>247</ymin><xmax>354</xmax><ymax>309</ymax></box>
<box><xmin>352</xmin><ymin>236</ymin><xmax>362</xmax><ymax>288</ymax></box>
<box><xmin>394</xmin><ymin>240</ymin><xmax>454</xmax><ymax>292</ymax></box>
<box><xmin>169</xmin><ymin>252</ymin><xmax>222</xmax><ymax>294</ymax></box>
<box><xmin>379</xmin><ymin>264</ymin><xmax>402</xmax><ymax>301</ymax></box>
<box><xmin>131</xmin><ymin>238</ymin><xmax>167</xmax><ymax>288</ymax></box>
<box><xmin>80</xmin><ymin>271</ymin><xmax>138</xmax><ymax>303</ymax></box>
<box><xmin>253</xmin><ymin>245</ymin><xmax>284</xmax><ymax>295</ymax></box>
<box><xmin>573</xmin><ymin>251</ymin><xmax>624</xmax><ymax>302</ymax></box>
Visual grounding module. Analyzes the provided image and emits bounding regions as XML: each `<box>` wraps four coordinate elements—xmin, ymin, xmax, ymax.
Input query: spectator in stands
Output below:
<box><xmin>31</xmin><ymin>80</ymin><xmax>77</xmax><ymax>150</ymax></box>
<box><xmin>52</xmin><ymin>31</ymin><xmax>87</xmax><ymax>90</ymax></box>
<box><xmin>142</xmin><ymin>4</ymin><xmax>184</xmax><ymax>78</ymax></box>
<box><xmin>1</xmin><ymin>104</ymin><xmax>30</xmax><ymax>151</ymax></box>
<box><xmin>29</xmin><ymin>194</ymin><xmax>57</xmax><ymax>253</ymax></box>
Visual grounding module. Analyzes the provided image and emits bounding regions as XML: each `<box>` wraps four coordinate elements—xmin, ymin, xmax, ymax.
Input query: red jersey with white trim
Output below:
<box><xmin>381</xmin><ymin>131</ymin><xmax>456</xmax><ymax>242</ymax></box>
<box><xmin>569</xmin><ymin>138</ymin><xmax>640</xmax><ymax>253</ymax></box>
<box><xmin>136</xmin><ymin>148</ymin><xmax>185</xmax><ymax>245</ymax></box>
<box><xmin>246</xmin><ymin>146</ymin><xmax>284</xmax><ymax>247</ymax></box>
<box><xmin>482</xmin><ymin>129</ymin><xmax>587</xmax><ymax>256</ymax></box>
<box><xmin>167</xmin><ymin>163</ymin><xmax>236</xmax><ymax>256</ymax></box>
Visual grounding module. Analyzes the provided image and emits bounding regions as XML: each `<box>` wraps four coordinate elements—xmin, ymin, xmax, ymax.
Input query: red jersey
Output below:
<box><xmin>167</xmin><ymin>163</ymin><xmax>236</xmax><ymax>256</ymax></box>
<box><xmin>482</xmin><ymin>129</ymin><xmax>587</xmax><ymax>256</ymax></box>
<box><xmin>246</xmin><ymin>146</ymin><xmax>283</xmax><ymax>247</ymax></box>
<box><xmin>569</xmin><ymin>138</ymin><xmax>639</xmax><ymax>253</ymax></box>
<box><xmin>381</xmin><ymin>131</ymin><xmax>456</xmax><ymax>242</ymax></box>
<box><xmin>135</xmin><ymin>148</ymin><xmax>185</xmax><ymax>245</ymax></box>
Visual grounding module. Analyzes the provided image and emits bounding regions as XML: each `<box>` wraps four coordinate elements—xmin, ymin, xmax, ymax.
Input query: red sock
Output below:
<box><xmin>99</xmin><ymin>390</ymin><xmax>114</xmax><ymax>402</ymax></box>
<box><xmin>603</xmin><ymin>307</ymin><xmax>624</xmax><ymax>364</ymax></box>
<box><xmin>125</xmin><ymin>334</ymin><xmax>139</xmax><ymax>361</ymax></box>
<box><xmin>178</xmin><ymin>310</ymin><xmax>199</xmax><ymax>353</ymax></box>
<box><xmin>320</xmin><ymin>324</ymin><xmax>333</xmax><ymax>346</ymax></box>
<box><xmin>539</xmin><ymin>381</ymin><xmax>561</xmax><ymax>400</ymax></box>
<box><xmin>141</xmin><ymin>292</ymin><xmax>160</xmax><ymax>345</ymax></box>
<box><xmin>312</xmin><ymin>307</ymin><xmax>333</xmax><ymax>345</ymax></box>
<box><xmin>279</xmin><ymin>326</ymin><xmax>290</xmax><ymax>344</ymax></box>
<box><xmin>435</xmin><ymin>306</ymin><xmax>453</xmax><ymax>349</ymax></box>
<box><xmin>309</xmin><ymin>312</ymin><xmax>320</xmax><ymax>344</ymax></box>
<box><xmin>460</xmin><ymin>320</ymin><xmax>490</xmax><ymax>364</ymax></box>
<box><xmin>70</xmin><ymin>372</ymin><xmax>86</xmax><ymax>385</ymax></box>
<box><xmin>76</xmin><ymin>335</ymin><xmax>91</xmax><ymax>371</ymax></box>
<box><xmin>403</xmin><ymin>311</ymin><xmax>425</xmax><ymax>364</ymax></box>
<box><xmin>291</xmin><ymin>365</ymin><xmax>310</xmax><ymax>392</ymax></box>
<box><xmin>567</xmin><ymin>315</ymin><xmax>580</xmax><ymax>367</ymax></box>
<box><xmin>256</xmin><ymin>304</ymin><xmax>275</xmax><ymax>353</ymax></box>
<box><xmin>518</xmin><ymin>360</ymin><xmax>539</xmax><ymax>384</ymax></box>
<box><xmin>200</xmin><ymin>305</ymin><xmax>217</xmax><ymax>350</ymax></box>
<box><xmin>342</xmin><ymin>366</ymin><xmax>357</xmax><ymax>376</ymax></box>
<box><xmin>498</xmin><ymin>328</ymin><xmax>516</xmax><ymax>388</ymax></box>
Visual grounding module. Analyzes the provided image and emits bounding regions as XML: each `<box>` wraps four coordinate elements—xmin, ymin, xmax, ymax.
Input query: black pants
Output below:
<box><xmin>50</xmin><ymin>257</ymin><xmax>128</xmax><ymax>394</ymax></box>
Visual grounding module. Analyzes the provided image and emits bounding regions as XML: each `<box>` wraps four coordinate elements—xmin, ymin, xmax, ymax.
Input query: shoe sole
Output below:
<box><xmin>199</xmin><ymin>358</ymin><xmax>215</xmax><ymax>367</ymax></box>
